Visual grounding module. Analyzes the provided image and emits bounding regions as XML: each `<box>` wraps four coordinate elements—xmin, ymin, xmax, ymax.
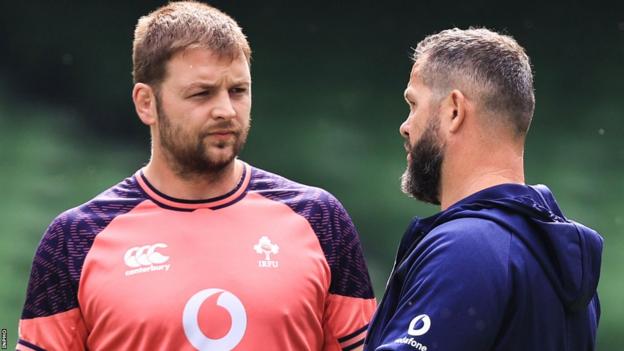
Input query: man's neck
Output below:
<box><xmin>439</xmin><ymin>145</ymin><xmax>525</xmax><ymax>210</ymax></box>
<box><xmin>142</xmin><ymin>158</ymin><xmax>244</xmax><ymax>200</ymax></box>
<box><xmin>440</xmin><ymin>169</ymin><xmax>525</xmax><ymax>210</ymax></box>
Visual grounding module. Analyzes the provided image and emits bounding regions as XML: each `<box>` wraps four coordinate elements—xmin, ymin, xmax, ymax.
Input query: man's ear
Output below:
<box><xmin>445</xmin><ymin>89</ymin><xmax>466</xmax><ymax>134</ymax></box>
<box><xmin>132</xmin><ymin>83</ymin><xmax>158</xmax><ymax>126</ymax></box>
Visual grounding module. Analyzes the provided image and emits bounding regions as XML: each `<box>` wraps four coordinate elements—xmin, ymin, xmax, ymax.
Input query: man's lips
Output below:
<box><xmin>208</xmin><ymin>130</ymin><xmax>236</xmax><ymax>135</ymax></box>
<box><xmin>404</xmin><ymin>142</ymin><xmax>412</xmax><ymax>161</ymax></box>
<box><xmin>202</xmin><ymin>130</ymin><xmax>238</xmax><ymax>142</ymax></box>
<box><xmin>404</xmin><ymin>142</ymin><xmax>411</xmax><ymax>153</ymax></box>
<box><xmin>205</xmin><ymin>130</ymin><xmax>238</xmax><ymax>140</ymax></box>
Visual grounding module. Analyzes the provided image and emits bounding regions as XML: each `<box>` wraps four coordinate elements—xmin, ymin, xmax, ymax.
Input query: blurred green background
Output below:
<box><xmin>1</xmin><ymin>1</ymin><xmax>622</xmax><ymax>349</ymax></box>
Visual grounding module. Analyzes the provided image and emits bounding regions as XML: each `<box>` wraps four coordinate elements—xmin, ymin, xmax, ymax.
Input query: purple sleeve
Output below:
<box><xmin>21</xmin><ymin>177</ymin><xmax>145</xmax><ymax>319</ymax></box>
<box><xmin>21</xmin><ymin>216</ymin><xmax>80</xmax><ymax>319</ymax></box>
<box><xmin>308</xmin><ymin>191</ymin><xmax>374</xmax><ymax>298</ymax></box>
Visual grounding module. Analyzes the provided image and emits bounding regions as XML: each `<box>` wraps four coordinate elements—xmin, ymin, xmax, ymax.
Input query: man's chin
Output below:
<box><xmin>202</xmin><ymin>148</ymin><xmax>238</xmax><ymax>168</ymax></box>
<box><xmin>400</xmin><ymin>168</ymin><xmax>441</xmax><ymax>205</ymax></box>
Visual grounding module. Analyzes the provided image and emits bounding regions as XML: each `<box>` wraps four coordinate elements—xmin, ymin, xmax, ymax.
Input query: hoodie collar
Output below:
<box><xmin>411</xmin><ymin>183</ymin><xmax>541</xmax><ymax>235</ymax></box>
<box><xmin>404</xmin><ymin>182</ymin><xmax>603</xmax><ymax>312</ymax></box>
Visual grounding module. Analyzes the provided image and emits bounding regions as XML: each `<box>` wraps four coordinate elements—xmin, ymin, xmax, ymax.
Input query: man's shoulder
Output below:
<box><xmin>416</xmin><ymin>217</ymin><xmax>512</xmax><ymax>270</ymax></box>
<box><xmin>248</xmin><ymin>165</ymin><xmax>344</xmax><ymax>210</ymax></box>
<box><xmin>45</xmin><ymin>174</ymin><xmax>146</xmax><ymax>241</ymax></box>
<box><xmin>247</xmin><ymin>165</ymin><xmax>359</xmax><ymax>247</ymax></box>
<box><xmin>247</xmin><ymin>165</ymin><xmax>373</xmax><ymax>298</ymax></box>
<box><xmin>429</xmin><ymin>216</ymin><xmax>511</xmax><ymax>242</ymax></box>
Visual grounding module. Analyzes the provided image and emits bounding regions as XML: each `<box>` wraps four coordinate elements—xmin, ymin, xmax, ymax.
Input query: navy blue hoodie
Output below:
<box><xmin>365</xmin><ymin>183</ymin><xmax>603</xmax><ymax>351</ymax></box>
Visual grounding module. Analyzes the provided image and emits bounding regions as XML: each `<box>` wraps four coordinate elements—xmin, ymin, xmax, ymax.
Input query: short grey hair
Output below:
<box><xmin>413</xmin><ymin>28</ymin><xmax>535</xmax><ymax>136</ymax></box>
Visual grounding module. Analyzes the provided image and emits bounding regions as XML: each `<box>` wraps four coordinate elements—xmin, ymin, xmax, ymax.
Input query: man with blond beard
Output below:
<box><xmin>17</xmin><ymin>2</ymin><xmax>375</xmax><ymax>350</ymax></box>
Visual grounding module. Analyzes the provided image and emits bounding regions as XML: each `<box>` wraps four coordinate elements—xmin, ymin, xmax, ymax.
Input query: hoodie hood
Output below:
<box><xmin>415</xmin><ymin>183</ymin><xmax>603</xmax><ymax>311</ymax></box>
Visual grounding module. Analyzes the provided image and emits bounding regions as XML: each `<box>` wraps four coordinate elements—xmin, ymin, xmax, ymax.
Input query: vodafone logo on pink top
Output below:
<box><xmin>182</xmin><ymin>289</ymin><xmax>247</xmax><ymax>351</ymax></box>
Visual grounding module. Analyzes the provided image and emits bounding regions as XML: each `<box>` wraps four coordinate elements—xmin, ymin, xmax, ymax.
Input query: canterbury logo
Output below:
<box><xmin>124</xmin><ymin>243</ymin><xmax>169</xmax><ymax>267</ymax></box>
<box><xmin>124</xmin><ymin>243</ymin><xmax>171</xmax><ymax>276</ymax></box>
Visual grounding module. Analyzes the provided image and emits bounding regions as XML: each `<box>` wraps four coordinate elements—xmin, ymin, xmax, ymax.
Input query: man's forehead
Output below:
<box><xmin>171</xmin><ymin>47</ymin><xmax>247</xmax><ymax>68</ymax></box>
<box><xmin>409</xmin><ymin>61</ymin><xmax>425</xmax><ymax>82</ymax></box>
<box><xmin>167</xmin><ymin>47</ymin><xmax>250</xmax><ymax>80</ymax></box>
<box><xmin>410</xmin><ymin>62</ymin><xmax>420</xmax><ymax>76</ymax></box>
<box><xmin>405</xmin><ymin>64</ymin><xmax>424</xmax><ymax>94</ymax></box>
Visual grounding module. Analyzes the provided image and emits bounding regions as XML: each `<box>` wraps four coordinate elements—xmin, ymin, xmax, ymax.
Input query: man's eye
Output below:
<box><xmin>230</xmin><ymin>87</ymin><xmax>247</xmax><ymax>94</ymax></box>
<box><xmin>192</xmin><ymin>91</ymin><xmax>209</xmax><ymax>97</ymax></box>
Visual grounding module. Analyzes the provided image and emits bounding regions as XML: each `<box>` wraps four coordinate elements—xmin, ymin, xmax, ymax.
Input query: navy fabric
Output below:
<box><xmin>365</xmin><ymin>183</ymin><xmax>603</xmax><ymax>351</ymax></box>
<box><xmin>249</xmin><ymin>167</ymin><xmax>375</xmax><ymax>299</ymax></box>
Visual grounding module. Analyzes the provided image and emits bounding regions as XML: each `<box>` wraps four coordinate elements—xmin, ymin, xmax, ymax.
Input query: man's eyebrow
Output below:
<box><xmin>182</xmin><ymin>82</ymin><xmax>218</xmax><ymax>95</ymax></box>
<box><xmin>233</xmin><ymin>78</ymin><xmax>251</xmax><ymax>84</ymax></box>
<box><xmin>182</xmin><ymin>80</ymin><xmax>251</xmax><ymax>93</ymax></box>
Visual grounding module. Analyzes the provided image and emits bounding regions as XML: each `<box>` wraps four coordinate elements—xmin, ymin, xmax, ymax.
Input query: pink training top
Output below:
<box><xmin>18</xmin><ymin>162</ymin><xmax>376</xmax><ymax>351</ymax></box>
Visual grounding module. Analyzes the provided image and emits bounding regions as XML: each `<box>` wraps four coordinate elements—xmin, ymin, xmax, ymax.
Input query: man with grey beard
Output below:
<box><xmin>364</xmin><ymin>28</ymin><xmax>602</xmax><ymax>351</ymax></box>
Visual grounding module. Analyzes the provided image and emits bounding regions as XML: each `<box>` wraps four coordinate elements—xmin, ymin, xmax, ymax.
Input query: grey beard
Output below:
<box><xmin>400</xmin><ymin>121</ymin><xmax>444</xmax><ymax>205</ymax></box>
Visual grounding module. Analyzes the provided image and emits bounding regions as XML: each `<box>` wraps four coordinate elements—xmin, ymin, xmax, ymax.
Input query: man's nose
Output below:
<box><xmin>399</xmin><ymin>118</ymin><xmax>410</xmax><ymax>138</ymax></box>
<box><xmin>212</xmin><ymin>90</ymin><xmax>236</xmax><ymax>119</ymax></box>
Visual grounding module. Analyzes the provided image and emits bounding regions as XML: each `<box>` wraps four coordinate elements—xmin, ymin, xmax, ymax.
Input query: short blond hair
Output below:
<box><xmin>132</xmin><ymin>1</ymin><xmax>251</xmax><ymax>87</ymax></box>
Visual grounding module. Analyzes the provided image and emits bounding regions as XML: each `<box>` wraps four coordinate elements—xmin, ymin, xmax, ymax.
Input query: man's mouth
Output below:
<box><xmin>404</xmin><ymin>141</ymin><xmax>411</xmax><ymax>153</ymax></box>
<box><xmin>201</xmin><ymin>130</ymin><xmax>238</xmax><ymax>144</ymax></box>
<box><xmin>209</xmin><ymin>130</ymin><xmax>236</xmax><ymax>135</ymax></box>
